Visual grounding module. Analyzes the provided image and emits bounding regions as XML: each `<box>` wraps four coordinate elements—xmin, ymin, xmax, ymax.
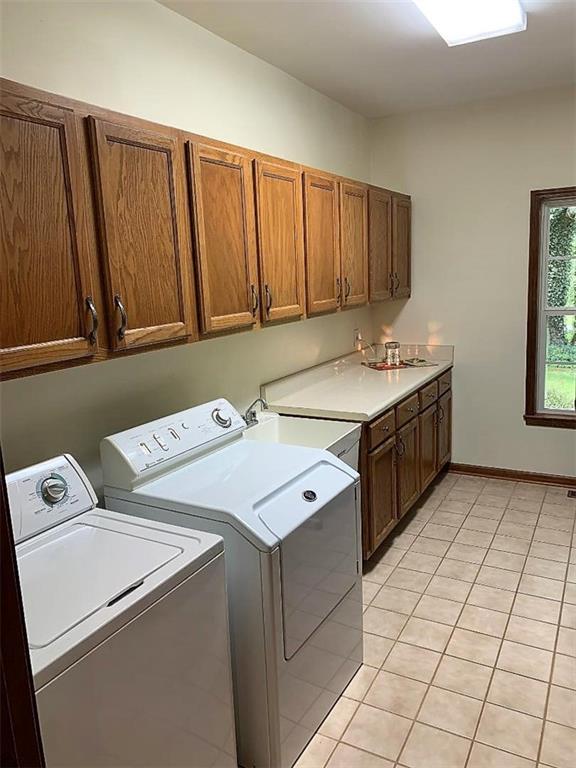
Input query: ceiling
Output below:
<box><xmin>159</xmin><ymin>0</ymin><xmax>576</xmax><ymax>117</ymax></box>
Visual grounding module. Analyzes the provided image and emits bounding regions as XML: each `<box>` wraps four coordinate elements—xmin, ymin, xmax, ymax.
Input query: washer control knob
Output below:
<box><xmin>302</xmin><ymin>490</ymin><xmax>317</xmax><ymax>502</ymax></box>
<box><xmin>41</xmin><ymin>475</ymin><xmax>68</xmax><ymax>505</ymax></box>
<box><xmin>212</xmin><ymin>408</ymin><xmax>232</xmax><ymax>429</ymax></box>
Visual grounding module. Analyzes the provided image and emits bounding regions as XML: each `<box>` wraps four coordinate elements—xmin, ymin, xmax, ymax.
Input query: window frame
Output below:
<box><xmin>525</xmin><ymin>186</ymin><xmax>576</xmax><ymax>429</ymax></box>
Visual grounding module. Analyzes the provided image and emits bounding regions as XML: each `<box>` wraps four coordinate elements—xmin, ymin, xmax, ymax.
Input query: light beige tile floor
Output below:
<box><xmin>295</xmin><ymin>472</ymin><xmax>576</xmax><ymax>768</ymax></box>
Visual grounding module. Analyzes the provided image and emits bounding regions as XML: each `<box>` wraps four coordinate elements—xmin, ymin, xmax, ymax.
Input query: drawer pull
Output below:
<box><xmin>381</xmin><ymin>425</ymin><xmax>390</xmax><ymax>432</ymax></box>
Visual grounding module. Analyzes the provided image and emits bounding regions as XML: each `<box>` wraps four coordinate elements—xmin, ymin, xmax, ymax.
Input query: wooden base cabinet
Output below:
<box><xmin>420</xmin><ymin>403</ymin><xmax>438</xmax><ymax>492</ymax></box>
<box><xmin>396</xmin><ymin>417</ymin><xmax>420</xmax><ymax>518</ymax></box>
<box><xmin>366</xmin><ymin>436</ymin><xmax>398</xmax><ymax>554</ymax></box>
<box><xmin>361</xmin><ymin>369</ymin><xmax>452</xmax><ymax>559</ymax></box>
<box><xmin>438</xmin><ymin>389</ymin><xmax>453</xmax><ymax>469</ymax></box>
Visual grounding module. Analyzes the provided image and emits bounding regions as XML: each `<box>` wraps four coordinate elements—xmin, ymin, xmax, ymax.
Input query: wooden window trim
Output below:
<box><xmin>525</xmin><ymin>186</ymin><xmax>576</xmax><ymax>429</ymax></box>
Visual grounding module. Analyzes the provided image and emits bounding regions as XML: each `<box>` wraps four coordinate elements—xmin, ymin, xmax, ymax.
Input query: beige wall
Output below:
<box><xmin>1</xmin><ymin>1</ymin><xmax>574</xmax><ymax>491</ymax></box>
<box><xmin>370</xmin><ymin>87</ymin><xmax>576</xmax><ymax>477</ymax></box>
<box><xmin>0</xmin><ymin>0</ymin><xmax>372</xmax><ymax>493</ymax></box>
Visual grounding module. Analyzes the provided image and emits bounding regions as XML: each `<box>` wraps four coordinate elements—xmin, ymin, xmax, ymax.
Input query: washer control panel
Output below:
<box><xmin>7</xmin><ymin>455</ymin><xmax>98</xmax><ymax>544</ymax></box>
<box><xmin>101</xmin><ymin>399</ymin><xmax>246</xmax><ymax>487</ymax></box>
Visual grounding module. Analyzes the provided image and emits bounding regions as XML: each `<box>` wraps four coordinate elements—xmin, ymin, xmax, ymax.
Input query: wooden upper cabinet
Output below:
<box><xmin>0</xmin><ymin>88</ymin><xmax>98</xmax><ymax>374</ymax></box>
<box><xmin>188</xmin><ymin>143</ymin><xmax>258</xmax><ymax>333</ymax></box>
<box><xmin>255</xmin><ymin>161</ymin><xmax>305</xmax><ymax>322</ymax></box>
<box><xmin>303</xmin><ymin>172</ymin><xmax>340</xmax><ymax>315</ymax></box>
<box><xmin>340</xmin><ymin>182</ymin><xmax>368</xmax><ymax>307</ymax></box>
<box><xmin>89</xmin><ymin>117</ymin><xmax>196</xmax><ymax>350</ymax></box>
<box><xmin>368</xmin><ymin>188</ymin><xmax>392</xmax><ymax>302</ymax></box>
<box><xmin>392</xmin><ymin>194</ymin><xmax>411</xmax><ymax>299</ymax></box>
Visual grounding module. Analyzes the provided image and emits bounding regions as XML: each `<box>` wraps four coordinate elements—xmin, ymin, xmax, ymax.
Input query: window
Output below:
<box><xmin>525</xmin><ymin>187</ymin><xmax>576</xmax><ymax>428</ymax></box>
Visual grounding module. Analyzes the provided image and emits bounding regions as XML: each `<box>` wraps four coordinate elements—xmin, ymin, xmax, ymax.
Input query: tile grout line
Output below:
<box><xmin>365</xmin><ymin>476</ymin><xmax>493</xmax><ymax>766</ymax></box>
<box><xmin>335</xmin><ymin>475</ymin><xmax>575</xmax><ymax>768</ymax></box>
<box><xmin>358</xmin><ymin>476</ymin><xmax>575</xmax><ymax>768</ymax></box>
<box><xmin>535</xmin><ymin>523</ymin><xmax>573</xmax><ymax>766</ymax></box>
<box><xmin>461</xmin><ymin>488</ymin><xmax>548</xmax><ymax>768</ymax></box>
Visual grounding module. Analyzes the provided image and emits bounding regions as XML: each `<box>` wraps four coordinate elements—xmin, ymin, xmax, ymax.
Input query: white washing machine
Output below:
<box><xmin>8</xmin><ymin>454</ymin><xmax>237</xmax><ymax>768</ymax></box>
<box><xmin>101</xmin><ymin>399</ymin><xmax>363</xmax><ymax>768</ymax></box>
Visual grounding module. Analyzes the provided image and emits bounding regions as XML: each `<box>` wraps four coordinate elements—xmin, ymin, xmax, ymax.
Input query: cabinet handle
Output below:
<box><xmin>251</xmin><ymin>284</ymin><xmax>259</xmax><ymax>317</ymax></box>
<box><xmin>114</xmin><ymin>294</ymin><xmax>128</xmax><ymax>340</ymax></box>
<box><xmin>389</xmin><ymin>271</ymin><xmax>394</xmax><ymax>294</ymax></box>
<box><xmin>265</xmin><ymin>284</ymin><xmax>273</xmax><ymax>316</ymax></box>
<box><xmin>85</xmin><ymin>296</ymin><xmax>98</xmax><ymax>345</ymax></box>
<box><xmin>381</xmin><ymin>424</ymin><xmax>390</xmax><ymax>432</ymax></box>
<box><xmin>396</xmin><ymin>437</ymin><xmax>406</xmax><ymax>457</ymax></box>
<box><xmin>394</xmin><ymin>273</ymin><xmax>400</xmax><ymax>291</ymax></box>
<box><xmin>344</xmin><ymin>277</ymin><xmax>351</xmax><ymax>300</ymax></box>
<box><xmin>438</xmin><ymin>405</ymin><xmax>445</xmax><ymax>423</ymax></box>
<box><xmin>336</xmin><ymin>277</ymin><xmax>342</xmax><ymax>304</ymax></box>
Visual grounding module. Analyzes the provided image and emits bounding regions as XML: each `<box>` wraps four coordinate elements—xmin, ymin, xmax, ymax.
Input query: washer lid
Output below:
<box><xmin>18</xmin><ymin>520</ymin><xmax>182</xmax><ymax>648</ymax></box>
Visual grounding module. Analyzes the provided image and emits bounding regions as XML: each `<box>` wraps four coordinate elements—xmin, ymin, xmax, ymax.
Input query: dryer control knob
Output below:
<box><xmin>41</xmin><ymin>475</ymin><xmax>68</xmax><ymax>505</ymax></box>
<box><xmin>212</xmin><ymin>408</ymin><xmax>232</xmax><ymax>429</ymax></box>
<box><xmin>302</xmin><ymin>490</ymin><xmax>317</xmax><ymax>502</ymax></box>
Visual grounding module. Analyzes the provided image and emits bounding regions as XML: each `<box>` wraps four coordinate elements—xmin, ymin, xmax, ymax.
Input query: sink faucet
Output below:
<box><xmin>244</xmin><ymin>397</ymin><xmax>269</xmax><ymax>427</ymax></box>
<box><xmin>354</xmin><ymin>328</ymin><xmax>377</xmax><ymax>358</ymax></box>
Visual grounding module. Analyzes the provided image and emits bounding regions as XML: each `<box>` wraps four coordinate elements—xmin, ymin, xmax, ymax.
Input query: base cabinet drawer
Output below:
<box><xmin>367</xmin><ymin>409</ymin><xmax>395</xmax><ymax>451</ymax></box>
<box><xmin>396</xmin><ymin>393</ymin><xmax>420</xmax><ymax>429</ymax></box>
<box><xmin>419</xmin><ymin>380</ymin><xmax>439</xmax><ymax>410</ymax></box>
<box><xmin>439</xmin><ymin>370</ymin><xmax>452</xmax><ymax>395</ymax></box>
<box><xmin>396</xmin><ymin>418</ymin><xmax>420</xmax><ymax>518</ymax></box>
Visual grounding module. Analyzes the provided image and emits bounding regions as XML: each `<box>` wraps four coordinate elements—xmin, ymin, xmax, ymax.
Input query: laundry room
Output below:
<box><xmin>1</xmin><ymin>1</ymin><xmax>575</xmax><ymax>767</ymax></box>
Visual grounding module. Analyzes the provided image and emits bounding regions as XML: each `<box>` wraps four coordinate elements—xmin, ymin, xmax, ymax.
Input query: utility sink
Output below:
<box><xmin>244</xmin><ymin>412</ymin><xmax>361</xmax><ymax>470</ymax></box>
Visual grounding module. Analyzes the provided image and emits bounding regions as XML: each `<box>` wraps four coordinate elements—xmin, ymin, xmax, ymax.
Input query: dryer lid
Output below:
<box><xmin>257</xmin><ymin>463</ymin><xmax>353</xmax><ymax>541</ymax></box>
<box><xmin>18</xmin><ymin>520</ymin><xmax>182</xmax><ymax>648</ymax></box>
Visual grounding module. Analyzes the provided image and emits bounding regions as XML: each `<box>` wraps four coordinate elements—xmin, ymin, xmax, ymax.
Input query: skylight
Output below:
<box><xmin>413</xmin><ymin>0</ymin><xmax>527</xmax><ymax>47</ymax></box>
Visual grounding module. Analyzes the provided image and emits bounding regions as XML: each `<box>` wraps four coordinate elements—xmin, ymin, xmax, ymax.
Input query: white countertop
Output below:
<box><xmin>261</xmin><ymin>353</ymin><xmax>453</xmax><ymax>422</ymax></box>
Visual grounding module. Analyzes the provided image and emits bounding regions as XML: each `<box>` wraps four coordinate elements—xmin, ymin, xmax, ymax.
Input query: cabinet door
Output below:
<box><xmin>340</xmin><ymin>182</ymin><xmax>368</xmax><ymax>307</ymax></box>
<box><xmin>1</xmin><ymin>89</ymin><xmax>97</xmax><ymax>373</ymax></box>
<box><xmin>368</xmin><ymin>188</ymin><xmax>392</xmax><ymax>302</ymax></box>
<box><xmin>89</xmin><ymin>117</ymin><xmax>196</xmax><ymax>350</ymax></box>
<box><xmin>189</xmin><ymin>143</ymin><xmax>258</xmax><ymax>333</ymax></box>
<box><xmin>420</xmin><ymin>403</ymin><xmax>438</xmax><ymax>492</ymax></box>
<box><xmin>303</xmin><ymin>172</ymin><xmax>340</xmax><ymax>315</ymax></box>
<box><xmin>368</xmin><ymin>436</ymin><xmax>398</xmax><ymax>553</ymax></box>
<box><xmin>392</xmin><ymin>195</ymin><xmax>411</xmax><ymax>299</ymax></box>
<box><xmin>397</xmin><ymin>417</ymin><xmax>420</xmax><ymax>517</ymax></box>
<box><xmin>437</xmin><ymin>390</ymin><xmax>453</xmax><ymax>469</ymax></box>
<box><xmin>255</xmin><ymin>161</ymin><xmax>304</xmax><ymax>322</ymax></box>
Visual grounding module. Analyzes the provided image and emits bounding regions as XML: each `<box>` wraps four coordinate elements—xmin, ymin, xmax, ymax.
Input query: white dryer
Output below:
<box><xmin>101</xmin><ymin>399</ymin><xmax>363</xmax><ymax>768</ymax></box>
<box><xmin>8</xmin><ymin>454</ymin><xmax>237</xmax><ymax>768</ymax></box>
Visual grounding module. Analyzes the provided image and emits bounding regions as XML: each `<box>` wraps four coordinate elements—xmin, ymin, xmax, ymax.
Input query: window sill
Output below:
<box><xmin>524</xmin><ymin>413</ymin><xmax>576</xmax><ymax>430</ymax></box>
